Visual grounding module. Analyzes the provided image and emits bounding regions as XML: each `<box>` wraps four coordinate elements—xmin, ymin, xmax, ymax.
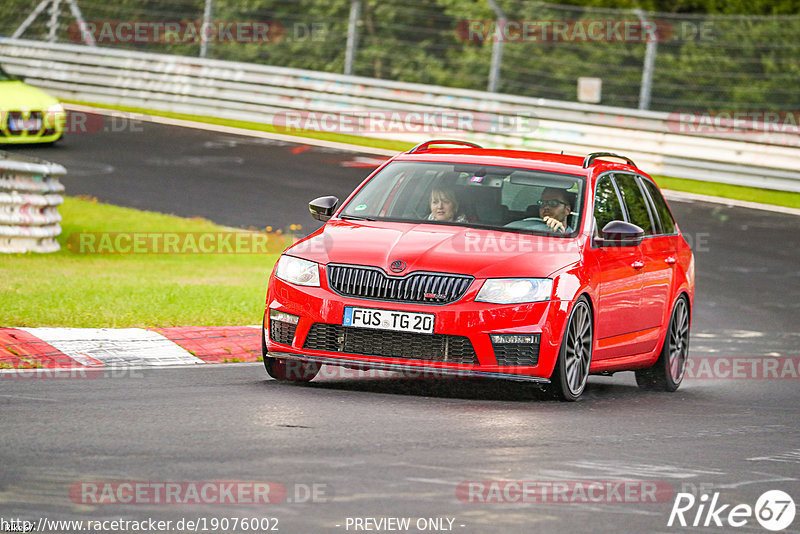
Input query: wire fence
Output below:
<box><xmin>2</xmin><ymin>0</ymin><xmax>798</xmax><ymax>112</ymax></box>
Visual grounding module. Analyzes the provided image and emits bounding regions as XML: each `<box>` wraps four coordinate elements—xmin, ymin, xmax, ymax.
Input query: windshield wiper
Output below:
<box><xmin>339</xmin><ymin>214</ymin><xmax>375</xmax><ymax>221</ymax></box>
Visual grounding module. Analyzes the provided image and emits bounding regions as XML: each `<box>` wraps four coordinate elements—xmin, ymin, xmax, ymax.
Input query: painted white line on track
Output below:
<box><xmin>0</xmin><ymin>362</ymin><xmax>263</xmax><ymax>374</ymax></box>
<box><xmin>17</xmin><ymin>328</ymin><xmax>204</xmax><ymax>367</ymax></box>
<box><xmin>0</xmin><ymin>394</ymin><xmax>59</xmax><ymax>401</ymax></box>
<box><xmin>64</xmin><ymin>104</ymin><xmax>398</xmax><ymax>157</ymax></box>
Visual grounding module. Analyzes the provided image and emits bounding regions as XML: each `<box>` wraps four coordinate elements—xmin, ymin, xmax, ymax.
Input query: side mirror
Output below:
<box><xmin>309</xmin><ymin>195</ymin><xmax>339</xmax><ymax>221</ymax></box>
<box><xmin>594</xmin><ymin>220</ymin><xmax>644</xmax><ymax>247</ymax></box>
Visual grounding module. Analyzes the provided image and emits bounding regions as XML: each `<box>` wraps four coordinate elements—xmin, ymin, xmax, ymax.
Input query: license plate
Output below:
<box><xmin>343</xmin><ymin>306</ymin><xmax>434</xmax><ymax>334</ymax></box>
<box><xmin>10</xmin><ymin>118</ymin><xmax>41</xmax><ymax>131</ymax></box>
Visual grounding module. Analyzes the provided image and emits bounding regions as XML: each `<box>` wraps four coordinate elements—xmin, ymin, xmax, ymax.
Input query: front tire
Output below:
<box><xmin>548</xmin><ymin>296</ymin><xmax>593</xmax><ymax>401</ymax></box>
<box><xmin>264</xmin><ymin>356</ymin><xmax>320</xmax><ymax>382</ymax></box>
<box><xmin>261</xmin><ymin>312</ymin><xmax>320</xmax><ymax>382</ymax></box>
<box><xmin>635</xmin><ymin>295</ymin><xmax>690</xmax><ymax>391</ymax></box>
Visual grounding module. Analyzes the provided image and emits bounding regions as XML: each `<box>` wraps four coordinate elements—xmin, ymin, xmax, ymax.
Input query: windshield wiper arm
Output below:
<box><xmin>339</xmin><ymin>215</ymin><xmax>375</xmax><ymax>221</ymax></box>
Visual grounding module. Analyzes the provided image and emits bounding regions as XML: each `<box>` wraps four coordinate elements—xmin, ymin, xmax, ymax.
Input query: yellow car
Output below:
<box><xmin>0</xmin><ymin>65</ymin><xmax>65</xmax><ymax>144</ymax></box>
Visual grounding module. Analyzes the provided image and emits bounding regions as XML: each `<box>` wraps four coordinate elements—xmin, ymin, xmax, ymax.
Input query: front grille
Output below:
<box><xmin>327</xmin><ymin>264</ymin><xmax>472</xmax><ymax>304</ymax></box>
<box><xmin>7</xmin><ymin>112</ymin><xmax>22</xmax><ymax>135</ymax></box>
<box><xmin>6</xmin><ymin>111</ymin><xmax>43</xmax><ymax>136</ymax></box>
<box><xmin>26</xmin><ymin>111</ymin><xmax>42</xmax><ymax>134</ymax></box>
<box><xmin>303</xmin><ymin>323</ymin><xmax>478</xmax><ymax>365</ymax></box>
<box><xmin>493</xmin><ymin>343</ymin><xmax>540</xmax><ymax>366</ymax></box>
<box><xmin>269</xmin><ymin>319</ymin><xmax>297</xmax><ymax>346</ymax></box>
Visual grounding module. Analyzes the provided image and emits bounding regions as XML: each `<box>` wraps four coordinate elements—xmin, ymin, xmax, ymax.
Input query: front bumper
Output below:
<box><xmin>268</xmin><ymin>351</ymin><xmax>551</xmax><ymax>383</ymax></box>
<box><xmin>265</xmin><ymin>275</ymin><xmax>570</xmax><ymax>381</ymax></box>
<box><xmin>0</xmin><ymin>110</ymin><xmax>65</xmax><ymax>143</ymax></box>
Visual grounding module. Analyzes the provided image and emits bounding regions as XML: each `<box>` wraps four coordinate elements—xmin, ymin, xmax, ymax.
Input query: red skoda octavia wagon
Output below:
<box><xmin>263</xmin><ymin>141</ymin><xmax>694</xmax><ymax>400</ymax></box>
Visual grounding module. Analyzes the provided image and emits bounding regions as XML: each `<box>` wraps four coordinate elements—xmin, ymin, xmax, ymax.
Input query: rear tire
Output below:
<box><xmin>548</xmin><ymin>296</ymin><xmax>593</xmax><ymax>401</ymax></box>
<box><xmin>261</xmin><ymin>312</ymin><xmax>319</xmax><ymax>382</ymax></box>
<box><xmin>635</xmin><ymin>295</ymin><xmax>690</xmax><ymax>392</ymax></box>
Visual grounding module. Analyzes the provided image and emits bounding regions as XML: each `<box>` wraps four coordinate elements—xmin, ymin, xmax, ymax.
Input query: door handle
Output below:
<box><xmin>632</xmin><ymin>260</ymin><xmax>645</xmax><ymax>270</ymax></box>
<box><xmin>665</xmin><ymin>256</ymin><xmax>677</xmax><ymax>265</ymax></box>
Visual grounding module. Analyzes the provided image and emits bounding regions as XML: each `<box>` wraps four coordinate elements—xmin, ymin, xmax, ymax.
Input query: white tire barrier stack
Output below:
<box><xmin>0</xmin><ymin>151</ymin><xmax>65</xmax><ymax>253</ymax></box>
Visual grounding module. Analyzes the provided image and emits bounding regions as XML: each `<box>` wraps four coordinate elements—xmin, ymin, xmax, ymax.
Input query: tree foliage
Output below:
<box><xmin>1</xmin><ymin>0</ymin><xmax>798</xmax><ymax>110</ymax></box>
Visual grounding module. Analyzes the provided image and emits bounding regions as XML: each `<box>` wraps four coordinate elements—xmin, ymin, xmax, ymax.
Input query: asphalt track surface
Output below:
<box><xmin>4</xmin><ymin>114</ymin><xmax>800</xmax><ymax>533</ymax></box>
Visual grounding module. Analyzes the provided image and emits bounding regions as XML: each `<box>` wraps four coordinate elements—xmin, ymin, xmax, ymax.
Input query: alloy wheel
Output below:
<box><xmin>667</xmin><ymin>297</ymin><xmax>690</xmax><ymax>383</ymax></box>
<box><xmin>564</xmin><ymin>300</ymin><xmax>593</xmax><ymax>396</ymax></box>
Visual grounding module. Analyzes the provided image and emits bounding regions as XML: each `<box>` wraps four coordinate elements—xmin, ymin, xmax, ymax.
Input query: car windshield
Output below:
<box><xmin>0</xmin><ymin>66</ymin><xmax>17</xmax><ymax>82</ymax></box>
<box><xmin>340</xmin><ymin>161</ymin><xmax>584</xmax><ymax>236</ymax></box>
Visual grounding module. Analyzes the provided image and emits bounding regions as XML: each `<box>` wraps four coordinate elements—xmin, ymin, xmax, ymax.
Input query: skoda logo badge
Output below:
<box><xmin>390</xmin><ymin>260</ymin><xmax>407</xmax><ymax>273</ymax></box>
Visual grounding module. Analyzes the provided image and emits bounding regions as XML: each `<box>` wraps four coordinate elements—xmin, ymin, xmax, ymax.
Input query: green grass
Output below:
<box><xmin>1</xmin><ymin>196</ymin><xmax>283</xmax><ymax>327</ymax></box>
<box><xmin>653</xmin><ymin>175</ymin><xmax>800</xmax><ymax>209</ymax></box>
<box><xmin>66</xmin><ymin>99</ymin><xmax>800</xmax><ymax>210</ymax></box>
<box><xmin>0</xmin><ymin>360</ymin><xmax>43</xmax><ymax>369</ymax></box>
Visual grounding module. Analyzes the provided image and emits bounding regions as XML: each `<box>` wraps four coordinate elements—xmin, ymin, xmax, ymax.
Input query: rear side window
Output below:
<box><xmin>614</xmin><ymin>174</ymin><xmax>655</xmax><ymax>235</ymax></box>
<box><xmin>593</xmin><ymin>175</ymin><xmax>624</xmax><ymax>232</ymax></box>
<box><xmin>641</xmin><ymin>179</ymin><xmax>677</xmax><ymax>234</ymax></box>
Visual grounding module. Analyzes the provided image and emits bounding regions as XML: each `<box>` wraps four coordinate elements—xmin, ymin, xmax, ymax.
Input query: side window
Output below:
<box><xmin>593</xmin><ymin>175</ymin><xmax>624</xmax><ymax>233</ymax></box>
<box><xmin>641</xmin><ymin>179</ymin><xmax>677</xmax><ymax>234</ymax></box>
<box><xmin>614</xmin><ymin>174</ymin><xmax>655</xmax><ymax>235</ymax></box>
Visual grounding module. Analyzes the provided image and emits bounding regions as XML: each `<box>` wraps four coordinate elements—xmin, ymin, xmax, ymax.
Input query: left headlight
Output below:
<box><xmin>275</xmin><ymin>255</ymin><xmax>320</xmax><ymax>287</ymax></box>
<box><xmin>475</xmin><ymin>278</ymin><xmax>553</xmax><ymax>304</ymax></box>
<box><xmin>47</xmin><ymin>103</ymin><xmax>65</xmax><ymax>114</ymax></box>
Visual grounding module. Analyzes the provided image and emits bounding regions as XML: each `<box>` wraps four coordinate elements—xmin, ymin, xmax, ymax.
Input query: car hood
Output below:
<box><xmin>0</xmin><ymin>81</ymin><xmax>60</xmax><ymax>110</ymax></box>
<box><xmin>287</xmin><ymin>219</ymin><xmax>581</xmax><ymax>279</ymax></box>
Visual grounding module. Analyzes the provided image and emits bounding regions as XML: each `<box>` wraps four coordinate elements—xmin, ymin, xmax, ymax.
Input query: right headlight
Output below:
<box><xmin>475</xmin><ymin>278</ymin><xmax>553</xmax><ymax>304</ymax></box>
<box><xmin>275</xmin><ymin>255</ymin><xmax>320</xmax><ymax>287</ymax></box>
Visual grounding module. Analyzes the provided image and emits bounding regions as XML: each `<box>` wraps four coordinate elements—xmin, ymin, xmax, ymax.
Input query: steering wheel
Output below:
<box><xmin>504</xmin><ymin>217</ymin><xmax>554</xmax><ymax>232</ymax></box>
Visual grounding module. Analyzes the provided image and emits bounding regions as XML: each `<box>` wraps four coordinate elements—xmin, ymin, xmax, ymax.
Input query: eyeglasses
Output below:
<box><xmin>537</xmin><ymin>199</ymin><xmax>568</xmax><ymax>208</ymax></box>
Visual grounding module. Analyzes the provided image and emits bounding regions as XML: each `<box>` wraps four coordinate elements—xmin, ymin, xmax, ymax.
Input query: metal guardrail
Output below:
<box><xmin>1</xmin><ymin>38</ymin><xmax>799</xmax><ymax>192</ymax></box>
<box><xmin>0</xmin><ymin>150</ymin><xmax>65</xmax><ymax>253</ymax></box>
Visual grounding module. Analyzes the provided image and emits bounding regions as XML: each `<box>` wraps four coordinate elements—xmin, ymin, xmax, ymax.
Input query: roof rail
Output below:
<box><xmin>408</xmin><ymin>140</ymin><xmax>483</xmax><ymax>153</ymax></box>
<box><xmin>582</xmin><ymin>152</ymin><xmax>637</xmax><ymax>169</ymax></box>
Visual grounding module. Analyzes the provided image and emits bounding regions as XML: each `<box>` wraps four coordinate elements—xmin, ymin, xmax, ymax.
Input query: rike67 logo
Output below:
<box><xmin>668</xmin><ymin>490</ymin><xmax>795</xmax><ymax>531</ymax></box>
